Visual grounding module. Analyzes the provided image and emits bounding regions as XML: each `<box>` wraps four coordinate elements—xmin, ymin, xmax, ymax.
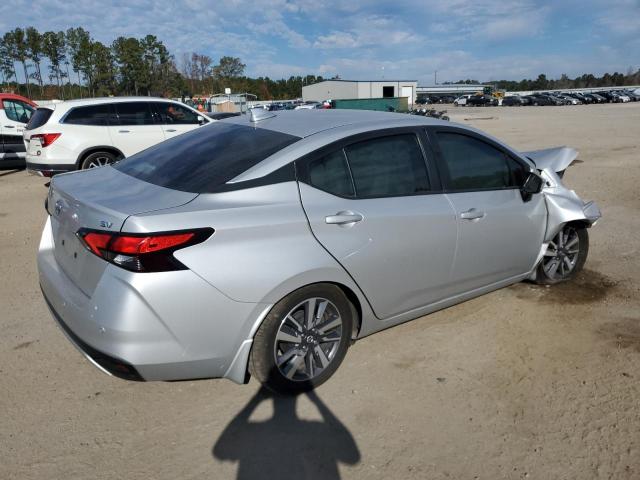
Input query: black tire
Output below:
<box><xmin>535</xmin><ymin>224</ymin><xmax>589</xmax><ymax>285</ymax></box>
<box><xmin>80</xmin><ymin>151</ymin><xmax>117</xmax><ymax>170</ymax></box>
<box><xmin>249</xmin><ymin>284</ymin><xmax>353</xmax><ymax>394</ymax></box>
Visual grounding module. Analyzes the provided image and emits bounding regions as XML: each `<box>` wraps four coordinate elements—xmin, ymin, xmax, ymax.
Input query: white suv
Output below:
<box><xmin>24</xmin><ymin>97</ymin><xmax>211</xmax><ymax>176</ymax></box>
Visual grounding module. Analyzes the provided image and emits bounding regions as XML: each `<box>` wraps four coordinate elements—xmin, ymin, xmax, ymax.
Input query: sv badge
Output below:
<box><xmin>99</xmin><ymin>220</ymin><xmax>113</xmax><ymax>229</ymax></box>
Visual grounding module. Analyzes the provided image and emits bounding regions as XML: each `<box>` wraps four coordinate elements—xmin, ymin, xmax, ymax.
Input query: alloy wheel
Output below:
<box><xmin>87</xmin><ymin>156</ymin><xmax>113</xmax><ymax>168</ymax></box>
<box><xmin>542</xmin><ymin>226</ymin><xmax>580</xmax><ymax>280</ymax></box>
<box><xmin>273</xmin><ymin>297</ymin><xmax>343</xmax><ymax>382</ymax></box>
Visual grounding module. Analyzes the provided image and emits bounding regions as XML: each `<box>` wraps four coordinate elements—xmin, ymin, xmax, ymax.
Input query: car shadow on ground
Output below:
<box><xmin>0</xmin><ymin>168</ymin><xmax>24</xmax><ymax>177</ymax></box>
<box><xmin>213</xmin><ymin>386</ymin><xmax>360</xmax><ymax>479</ymax></box>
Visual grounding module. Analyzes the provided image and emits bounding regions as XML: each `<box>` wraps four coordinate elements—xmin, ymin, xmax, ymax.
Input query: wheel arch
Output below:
<box><xmin>258</xmin><ymin>280</ymin><xmax>365</xmax><ymax>340</ymax></box>
<box><xmin>225</xmin><ymin>280</ymin><xmax>365</xmax><ymax>385</ymax></box>
<box><xmin>76</xmin><ymin>146</ymin><xmax>125</xmax><ymax>169</ymax></box>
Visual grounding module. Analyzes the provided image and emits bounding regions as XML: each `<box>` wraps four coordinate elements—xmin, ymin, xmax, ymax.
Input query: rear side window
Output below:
<box><xmin>309</xmin><ymin>150</ymin><xmax>354</xmax><ymax>197</ymax></box>
<box><xmin>114</xmin><ymin>123</ymin><xmax>300</xmax><ymax>193</ymax></box>
<box><xmin>26</xmin><ymin>108</ymin><xmax>53</xmax><ymax>130</ymax></box>
<box><xmin>436</xmin><ymin>132</ymin><xmax>526</xmax><ymax>191</ymax></box>
<box><xmin>344</xmin><ymin>134</ymin><xmax>430</xmax><ymax>197</ymax></box>
<box><xmin>63</xmin><ymin>104</ymin><xmax>112</xmax><ymax>126</ymax></box>
<box><xmin>154</xmin><ymin>102</ymin><xmax>200</xmax><ymax>125</ymax></box>
<box><xmin>3</xmin><ymin>99</ymin><xmax>34</xmax><ymax>123</ymax></box>
<box><xmin>113</xmin><ymin>102</ymin><xmax>156</xmax><ymax>126</ymax></box>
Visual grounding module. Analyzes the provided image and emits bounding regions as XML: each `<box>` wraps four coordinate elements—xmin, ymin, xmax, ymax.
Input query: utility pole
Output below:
<box><xmin>434</xmin><ymin>70</ymin><xmax>438</xmax><ymax>85</ymax></box>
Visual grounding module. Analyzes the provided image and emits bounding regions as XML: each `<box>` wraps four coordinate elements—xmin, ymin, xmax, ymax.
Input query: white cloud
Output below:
<box><xmin>0</xmin><ymin>0</ymin><xmax>637</xmax><ymax>84</ymax></box>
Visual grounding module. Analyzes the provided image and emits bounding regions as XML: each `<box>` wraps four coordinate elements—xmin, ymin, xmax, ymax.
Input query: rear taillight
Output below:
<box><xmin>77</xmin><ymin>228</ymin><xmax>213</xmax><ymax>272</ymax></box>
<box><xmin>31</xmin><ymin>133</ymin><xmax>61</xmax><ymax>147</ymax></box>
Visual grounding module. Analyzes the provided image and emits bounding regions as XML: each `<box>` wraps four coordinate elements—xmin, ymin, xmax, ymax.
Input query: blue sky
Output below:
<box><xmin>2</xmin><ymin>0</ymin><xmax>639</xmax><ymax>84</ymax></box>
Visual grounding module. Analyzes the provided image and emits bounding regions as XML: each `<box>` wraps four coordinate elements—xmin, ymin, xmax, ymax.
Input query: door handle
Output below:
<box><xmin>4</xmin><ymin>125</ymin><xmax>15</xmax><ymax>128</ymax></box>
<box><xmin>166</xmin><ymin>129</ymin><xmax>177</xmax><ymax>132</ymax></box>
<box><xmin>325</xmin><ymin>211</ymin><xmax>363</xmax><ymax>225</ymax></box>
<box><xmin>118</xmin><ymin>129</ymin><xmax>130</xmax><ymax>133</ymax></box>
<box><xmin>460</xmin><ymin>208</ymin><xmax>486</xmax><ymax>220</ymax></box>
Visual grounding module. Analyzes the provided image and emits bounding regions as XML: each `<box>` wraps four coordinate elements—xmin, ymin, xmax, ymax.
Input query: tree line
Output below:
<box><xmin>447</xmin><ymin>71</ymin><xmax>640</xmax><ymax>91</ymax></box>
<box><xmin>1</xmin><ymin>27</ymin><xmax>638</xmax><ymax>101</ymax></box>
<box><xmin>0</xmin><ymin>26</ymin><xmax>326</xmax><ymax>100</ymax></box>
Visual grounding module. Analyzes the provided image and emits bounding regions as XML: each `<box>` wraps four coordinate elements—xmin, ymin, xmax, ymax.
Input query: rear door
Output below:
<box><xmin>108</xmin><ymin>102</ymin><xmax>165</xmax><ymax>157</ymax></box>
<box><xmin>297</xmin><ymin>129</ymin><xmax>458</xmax><ymax>319</ymax></box>
<box><xmin>429</xmin><ymin>127</ymin><xmax>546</xmax><ymax>293</ymax></box>
<box><xmin>153</xmin><ymin>101</ymin><xmax>204</xmax><ymax>140</ymax></box>
<box><xmin>1</xmin><ymin>98</ymin><xmax>34</xmax><ymax>162</ymax></box>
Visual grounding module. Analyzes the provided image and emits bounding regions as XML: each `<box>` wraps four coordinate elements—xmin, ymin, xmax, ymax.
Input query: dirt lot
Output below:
<box><xmin>1</xmin><ymin>103</ymin><xmax>639</xmax><ymax>480</ymax></box>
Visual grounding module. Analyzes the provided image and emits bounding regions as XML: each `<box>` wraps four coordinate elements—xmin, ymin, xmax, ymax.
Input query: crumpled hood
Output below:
<box><xmin>521</xmin><ymin>146</ymin><xmax>578</xmax><ymax>173</ymax></box>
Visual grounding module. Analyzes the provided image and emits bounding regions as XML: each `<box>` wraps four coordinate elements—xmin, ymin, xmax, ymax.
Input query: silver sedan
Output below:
<box><xmin>38</xmin><ymin>109</ymin><xmax>600</xmax><ymax>393</ymax></box>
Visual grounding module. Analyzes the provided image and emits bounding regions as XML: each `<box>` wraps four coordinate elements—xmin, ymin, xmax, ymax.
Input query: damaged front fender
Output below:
<box><xmin>523</xmin><ymin>146</ymin><xmax>602</xmax><ymax>242</ymax></box>
<box><xmin>541</xmin><ymin>175</ymin><xmax>602</xmax><ymax>242</ymax></box>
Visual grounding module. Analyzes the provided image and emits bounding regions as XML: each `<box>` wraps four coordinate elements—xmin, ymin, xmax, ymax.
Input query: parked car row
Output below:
<box><xmin>416</xmin><ymin>95</ymin><xmax>457</xmax><ymax>105</ymax></box>
<box><xmin>454</xmin><ymin>89</ymin><xmax>640</xmax><ymax>107</ymax></box>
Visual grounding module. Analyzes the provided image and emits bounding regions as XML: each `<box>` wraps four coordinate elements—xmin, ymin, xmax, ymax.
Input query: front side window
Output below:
<box><xmin>155</xmin><ymin>102</ymin><xmax>200</xmax><ymax>125</ymax></box>
<box><xmin>3</xmin><ymin>100</ymin><xmax>34</xmax><ymax>123</ymax></box>
<box><xmin>308</xmin><ymin>150</ymin><xmax>354</xmax><ymax>197</ymax></box>
<box><xmin>436</xmin><ymin>132</ymin><xmax>526</xmax><ymax>191</ymax></box>
<box><xmin>64</xmin><ymin>104</ymin><xmax>112</xmax><ymax>126</ymax></box>
<box><xmin>113</xmin><ymin>102</ymin><xmax>156</xmax><ymax>126</ymax></box>
<box><xmin>344</xmin><ymin>134</ymin><xmax>430</xmax><ymax>198</ymax></box>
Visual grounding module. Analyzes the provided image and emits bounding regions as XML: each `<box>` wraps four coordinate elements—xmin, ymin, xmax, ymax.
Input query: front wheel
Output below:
<box><xmin>249</xmin><ymin>284</ymin><xmax>353</xmax><ymax>394</ymax></box>
<box><xmin>536</xmin><ymin>224</ymin><xmax>589</xmax><ymax>284</ymax></box>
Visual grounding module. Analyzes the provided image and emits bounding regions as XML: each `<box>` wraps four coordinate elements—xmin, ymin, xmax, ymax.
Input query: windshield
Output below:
<box><xmin>114</xmin><ymin>122</ymin><xmax>300</xmax><ymax>193</ymax></box>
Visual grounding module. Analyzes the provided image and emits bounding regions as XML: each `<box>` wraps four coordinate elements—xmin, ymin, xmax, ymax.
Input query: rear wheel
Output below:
<box><xmin>81</xmin><ymin>151</ymin><xmax>117</xmax><ymax>170</ymax></box>
<box><xmin>249</xmin><ymin>284</ymin><xmax>353</xmax><ymax>394</ymax></box>
<box><xmin>536</xmin><ymin>224</ymin><xmax>589</xmax><ymax>284</ymax></box>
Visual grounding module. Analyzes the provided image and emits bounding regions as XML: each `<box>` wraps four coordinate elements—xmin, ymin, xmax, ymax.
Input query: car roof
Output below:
<box><xmin>221</xmin><ymin>109</ymin><xmax>447</xmax><ymax>138</ymax></box>
<box><xmin>53</xmin><ymin>96</ymin><xmax>180</xmax><ymax>108</ymax></box>
<box><xmin>0</xmin><ymin>93</ymin><xmax>37</xmax><ymax>107</ymax></box>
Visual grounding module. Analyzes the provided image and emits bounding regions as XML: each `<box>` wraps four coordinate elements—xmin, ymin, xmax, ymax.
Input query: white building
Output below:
<box><xmin>302</xmin><ymin>79</ymin><xmax>418</xmax><ymax>104</ymax></box>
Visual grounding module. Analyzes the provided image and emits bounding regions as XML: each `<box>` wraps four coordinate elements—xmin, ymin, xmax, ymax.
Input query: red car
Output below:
<box><xmin>1</xmin><ymin>93</ymin><xmax>37</xmax><ymax>168</ymax></box>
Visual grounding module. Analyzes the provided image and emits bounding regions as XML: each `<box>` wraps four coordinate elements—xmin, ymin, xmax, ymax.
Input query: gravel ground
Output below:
<box><xmin>1</xmin><ymin>103</ymin><xmax>639</xmax><ymax>480</ymax></box>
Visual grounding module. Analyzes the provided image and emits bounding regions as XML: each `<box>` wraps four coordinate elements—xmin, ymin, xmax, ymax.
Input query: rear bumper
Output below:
<box><xmin>38</xmin><ymin>216</ymin><xmax>269</xmax><ymax>383</ymax></box>
<box><xmin>26</xmin><ymin>161</ymin><xmax>75</xmax><ymax>177</ymax></box>
<box><xmin>42</xmin><ymin>289</ymin><xmax>144</xmax><ymax>381</ymax></box>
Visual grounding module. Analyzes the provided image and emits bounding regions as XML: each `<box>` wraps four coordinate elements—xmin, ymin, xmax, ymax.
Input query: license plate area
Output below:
<box><xmin>51</xmin><ymin>203</ymin><xmax>107</xmax><ymax>297</ymax></box>
<box><xmin>27</xmin><ymin>137</ymin><xmax>42</xmax><ymax>155</ymax></box>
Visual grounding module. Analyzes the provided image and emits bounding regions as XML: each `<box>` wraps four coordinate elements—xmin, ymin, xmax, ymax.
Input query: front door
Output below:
<box><xmin>153</xmin><ymin>102</ymin><xmax>203</xmax><ymax>140</ymax></box>
<box><xmin>298</xmin><ymin>131</ymin><xmax>458</xmax><ymax>319</ymax></box>
<box><xmin>1</xmin><ymin>99</ymin><xmax>33</xmax><ymax>164</ymax></box>
<box><xmin>431</xmin><ymin>129</ymin><xmax>546</xmax><ymax>292</ymax></box>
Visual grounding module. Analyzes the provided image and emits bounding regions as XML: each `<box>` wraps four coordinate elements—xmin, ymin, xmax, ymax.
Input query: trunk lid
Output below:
<box><xmin>48</xmin><ymin>166</ymin><xmax>198</xmax><ymax>296</ymax></box>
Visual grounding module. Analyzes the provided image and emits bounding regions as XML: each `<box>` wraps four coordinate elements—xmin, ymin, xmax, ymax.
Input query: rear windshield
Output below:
<box><xmin>114</xmin><ymin>122</ymin><xmax>300</xmax><ymax>193</ymax></box>
<box><xmin>26</xmin><ymin>108</ymin><xmax>53</xmax><ymax>130</ymax></box>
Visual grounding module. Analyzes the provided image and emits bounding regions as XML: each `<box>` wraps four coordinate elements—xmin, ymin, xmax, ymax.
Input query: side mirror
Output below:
<box><xmin>197</xmin><ymin>115</ymin><xmax>206</xmax><ymax>125</ymax></box>
<box><xmin>521</xmin><ymin>172</ymin><xmax>543</xmax><ymax>201</ymax></box>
